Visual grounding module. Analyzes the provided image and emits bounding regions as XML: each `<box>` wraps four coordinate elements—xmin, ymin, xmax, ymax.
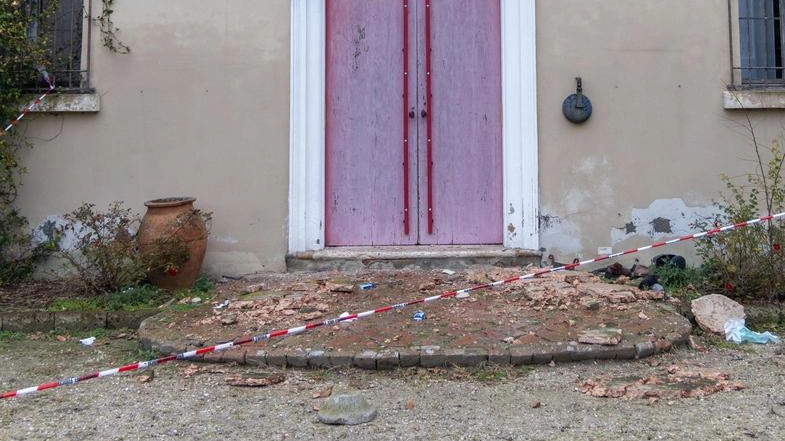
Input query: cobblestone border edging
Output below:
<box><xmin>139</xmin><ymin>318</ymin><xmax>693</xmax><ymax>369</ymax></box>
<box><xmin>1</xmin><ymin>310</ymin><xmax>158</xmax><ymax>332</ymax></box>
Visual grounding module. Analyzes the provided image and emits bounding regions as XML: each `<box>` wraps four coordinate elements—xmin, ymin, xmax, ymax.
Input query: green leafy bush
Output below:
<box><xmin>57</xmin><ymin>202</ymin><xmax>148</xmax><ymax>293</ymax></box>
<box><xmin>694</xmin><ymin>138</ymin><xmax>785</xmax><ymax>300</ymax></box>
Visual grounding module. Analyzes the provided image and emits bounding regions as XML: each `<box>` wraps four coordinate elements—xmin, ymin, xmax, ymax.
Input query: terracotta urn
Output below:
<box><xmin>137</xmin><ymin>197</ymin><xmax>208</xmax><ymax>290</ymax></box>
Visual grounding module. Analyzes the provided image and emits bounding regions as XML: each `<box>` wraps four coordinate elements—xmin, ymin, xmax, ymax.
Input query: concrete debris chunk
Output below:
<box><xmin>578</xmin><ymin>327</ymin><xmax>623</xmax><ymax>345</ymax></box>
<box><xmin>317</xmin><ymin>393</ymin><xmax>378</xmax><ymax>425</ymax></box>
<box><xmin>691</xmin><ymin>294</ymin><xmax>745</xmax><ymax>335</ymax></box>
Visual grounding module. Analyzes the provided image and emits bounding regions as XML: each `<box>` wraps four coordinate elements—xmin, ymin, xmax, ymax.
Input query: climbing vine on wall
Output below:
<box><xmin>0</xmin><ymin>1</ymin><xmax>58</xmax><ymax>285</ymax></box>
<box><xmin>96</xmin><ymin>0</ymin><xmax>130</xmax><ymax>53</ymax></box>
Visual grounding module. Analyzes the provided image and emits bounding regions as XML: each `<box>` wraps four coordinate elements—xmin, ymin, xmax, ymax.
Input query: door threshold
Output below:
<box><xmin>287</xmin><ymin>245</ymin><xmax>541</xmax><ymax>273</ymax></box>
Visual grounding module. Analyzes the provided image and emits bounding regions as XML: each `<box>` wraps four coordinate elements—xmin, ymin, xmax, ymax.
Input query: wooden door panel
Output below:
<box><xmin>418</xmin><ymin>0</ymin><xmax>503</xmax><ymax>244</ymax></box>
<box><xmin>325</xmin><ymin>0</ymin><xmax>415</xmax><ymax>245</ymax></box>
<box><xmin>326</xmin><ymin>0</ymin><xmax>502</xmax><ymax>246</ymax></box>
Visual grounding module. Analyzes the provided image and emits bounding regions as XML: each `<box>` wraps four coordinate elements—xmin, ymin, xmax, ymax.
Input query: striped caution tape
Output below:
<box><xmin>2</xmin><ymin>74</ymin><xmax>55</xmax><ymax>135</ymax></box>
<box><xmin>2</xmin><ymin>210</ymin><xmax>784</xmax><ymax>399</ymax></box>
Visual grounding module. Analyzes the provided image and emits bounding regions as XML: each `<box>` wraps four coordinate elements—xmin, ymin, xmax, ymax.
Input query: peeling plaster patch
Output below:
<box><xmin>506</xmin><ymin>222</ymin><xmax>518</xmax><ymax>241</ymax></box>
<box><xmin>33</xmin><ymin>214</ymin><xmax>141</xmax><ymax>251</ymax></box>
<box><xmin>508</xmin><ymin>203</ymin><xmax>515</xmax><ymax>215</ymax></box>
<box><xmin>33</xmin><ymin>215</ymin><xmax>74</xmax><ymax>249</ymax></box>
<box><xmin>611</xmin><ymin>199</ymin><xmax>720</xmax><ymax>244</ymax></box>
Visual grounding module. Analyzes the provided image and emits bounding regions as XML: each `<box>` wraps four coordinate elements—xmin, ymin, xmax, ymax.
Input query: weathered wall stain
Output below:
<box><xmin>611</xmin><ymin>199</ymin><xmax>719</xmax><ymax>244</ymax></box>
<box><xmin>651</xmin><ymin>217</ymin><xmax>672</xmax><ymax>233</ymax></box>
<box><xmin>539</xmin><ymin>213</ymin><xmax>561</xmax><ymax>230</ymax></box>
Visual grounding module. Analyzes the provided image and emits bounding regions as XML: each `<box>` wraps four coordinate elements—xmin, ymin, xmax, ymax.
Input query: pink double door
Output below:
<box><xmin>326</xmin><ymin>0</ymin><xmax>502</xmax><ymax>246</ymax></box>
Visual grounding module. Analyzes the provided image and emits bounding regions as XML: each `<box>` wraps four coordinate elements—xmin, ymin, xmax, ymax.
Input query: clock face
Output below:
<box><xmin>562</xmin><ymin>93</ymin><xmax>593</xmax><ymax>123</ymax></box>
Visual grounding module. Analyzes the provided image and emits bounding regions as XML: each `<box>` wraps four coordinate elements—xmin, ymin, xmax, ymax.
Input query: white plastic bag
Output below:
<box><xmin>724</xmin><ymin>318</ymin><xmax>780</xmax><ymax>344</ymax></box>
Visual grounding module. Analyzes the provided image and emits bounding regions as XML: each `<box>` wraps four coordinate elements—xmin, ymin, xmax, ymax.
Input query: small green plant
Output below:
<box><xmin>0</xmin><ymin>331</ymin><xmax>25</xmax><ymax>342</ymax></box>
<box><xmin>191</xmin><ymin>275</ymin><xmax>215</xmax><ymax>294</ymax></box>
<box><xmin>652</xmin><ymin>263</ymin><xmax>700</xmax><ymax>291</ymax></box>
<box><xmin>105</xmin><ymin>285</ymin><xmax>169</xmax><ymax>311</ymax></box>
<box><xmin>49</xmin><ymin>284</ymin><xmax>170</xmax><ymax>312</ymax></box>
<box><xmin>49</xmin><ymin>297</ymin><xmax>102</xmax><ymax>311</ymax></box>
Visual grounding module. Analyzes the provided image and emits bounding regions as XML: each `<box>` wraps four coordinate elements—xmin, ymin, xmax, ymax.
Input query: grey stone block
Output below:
<box><xmin>317</xmin><ymin>393</ymin><xmax>378</xmax><ymax>425</ymax></box>
<box><xmin>398</xmin><ymin>349</ymin><xmax>420</xmax><ymax>367</ymax></box>
<box><xmin>376</xmin><ymin>350</ymin><xmax>399</xmax><ymax>370</ymax></box>
<box><xmin>509</xmin><ymin>346</ymin><xmax>534</xmax><ymax>365</ymax></box>
<box><xmin>287</xmin><ymin>349</ymin><xmax>309</xmax><ymax>368</ymax></box>
<box><xmin>634</xmin><ymin>342</ymin><xmax>656</xmax><ymax>359</ymax></box>
<box><xmin>568</xmin><ymin>344</ymin><xmax>598</xmax><ymax>362</ymax></box>
<box><xmin>448</xmin><ymin>348</ymin><xmax>487</xmax><ymax>367</ymax></box>
<box><xmin>266</xmin><ymin>351</ymin><xmax>287</xmax><ymax>368</ymax></box>
<box><xmin>54</xmin><ymin>311</ymin><xmax>107</xmax><ymax>330</ymax></box>
<box><xmin>221</xmin><ymin>347</ymin><xmax>247</xmax><ymax>364</ymax></box>
<box><xmin>530</xmin><ymin>352</ymin><xmax>554</xmax><ymax>365</ymax></box>
<box><xmin>353</xmin><ymin>350</ymin><xmax>377</xmax><ymax>369</ymax></box>
<box><xmin>246</xmin><ymin>349</ymin><xmax>268</xmax><ymax>367</ymax></box>
<box><xmin>204</xmin><ymin>348</ymin><xmax>246</xmax><ymax>364</ymax></box>
<box><xmin>611</xmin><ymin>346</ymin><xmax>636</xmax><ymax>360</ymax></box>
<box><xmin>419</xmin><ymin>347</ymin><xmax>448</xmax><ymax>368</ymax></box>
<box><xmin>2</xmin><ymin>312</ymin><xmax>54</xmax><ymax>332</ymax></box>
<box><xmin>328</xmin><ymin>351</ymin><xmax>354</xmax><ymax>367</ymax></box>
<box><xmin>308</xmin><ymin>350</ymin><xmax>329</xmax><ymax>368</ymax></box>
<box><xmin>487</xmin><ymin>347</ymin><xmax>511</xmax><ymax>365</ymax></box>
<box><xmin>551</xmin><ymin>348</ymin><xmax>574</xmax><ymax>363</ymax></box>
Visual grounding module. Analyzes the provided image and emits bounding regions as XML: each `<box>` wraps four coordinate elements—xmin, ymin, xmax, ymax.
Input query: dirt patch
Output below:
<box><xmin>138</xmin><ymin>267</ymin><xmax>692</xmax><ymax>366</ymax></box>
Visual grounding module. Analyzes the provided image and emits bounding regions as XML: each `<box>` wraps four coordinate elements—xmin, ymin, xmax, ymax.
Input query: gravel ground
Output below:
<box><xmin>1</xmin><ymin>333</ymin><xmax>784</xmax><ymax>441</ymax></box>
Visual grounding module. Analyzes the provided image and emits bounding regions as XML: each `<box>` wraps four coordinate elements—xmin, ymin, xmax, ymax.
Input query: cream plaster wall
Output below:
<box><xmin>15</xmin><ymin>0</ymin><xmax>785</xmax><ymax>274</ymax></box>
<box><xmin>16</xmin><ymin>0</ymin><xmax>291</xmax><ymax>275</ymax></box>
<box><xmin>536</xmin><ymin>0</ymin><xmax>785</xmax><ymax>266</ymax></box>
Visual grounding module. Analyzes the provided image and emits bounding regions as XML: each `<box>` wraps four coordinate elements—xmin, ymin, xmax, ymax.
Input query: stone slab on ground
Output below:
<box><xmin>317</xmin><ymin>393</ymin><xmax>378</xmax><ymax>425</ymax></box>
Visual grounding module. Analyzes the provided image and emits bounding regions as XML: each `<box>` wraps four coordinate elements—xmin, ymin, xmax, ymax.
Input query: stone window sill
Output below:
<box><xmin>723</xmin><ymin>89</ymin><xmax>785</xmax><ymax>109</ymax></box>
<box><xmin>27</xmin><ymin>92</ymin><xmax>99</xmax><ymax>113</ymax></box>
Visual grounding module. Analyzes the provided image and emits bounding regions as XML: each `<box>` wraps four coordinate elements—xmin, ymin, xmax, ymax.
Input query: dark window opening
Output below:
<box><xmin>737</xmin><ymin>0</ymin><xmax>785</xmax><ymax>85</ymax></box>
<box><xmin>24</xmin><ymin>0</ymin><xmax>91</xmax><ymax>92</ymax></box>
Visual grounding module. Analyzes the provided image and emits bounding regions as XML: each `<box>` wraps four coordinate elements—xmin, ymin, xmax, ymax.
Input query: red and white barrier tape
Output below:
<box><xmin>2</xmin><ymin>211</ymin><xmax>784</xmax><ymax>399</ymax></box>
<box><xmin>1</xmin><ymin>83</ymin><xmax>55</xmax><ymax>135</ymax></box>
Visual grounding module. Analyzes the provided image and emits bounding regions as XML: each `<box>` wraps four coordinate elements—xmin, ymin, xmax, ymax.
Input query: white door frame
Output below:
<box><xmin>289</xmin><ymin>0</ymin><xmax>538</xmax><ymax>253</ymax></box>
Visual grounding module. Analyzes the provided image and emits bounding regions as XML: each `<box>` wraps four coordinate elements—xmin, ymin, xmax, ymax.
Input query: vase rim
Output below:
<box><xmin>144</xmin><ymin>197</ymin><xmax>196</xmax><ymax>208</ymax></box>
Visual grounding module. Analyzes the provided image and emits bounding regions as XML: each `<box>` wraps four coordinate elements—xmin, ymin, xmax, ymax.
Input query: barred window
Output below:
<box><xmin>25</xmin><ymin>0</ymin><xmax>91</xmax><ymax>91</ymax></box>
<box><xmin>737</xmin><ymin>0</ymin><xmax>785</xmax><ymax>85</ymax></box>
